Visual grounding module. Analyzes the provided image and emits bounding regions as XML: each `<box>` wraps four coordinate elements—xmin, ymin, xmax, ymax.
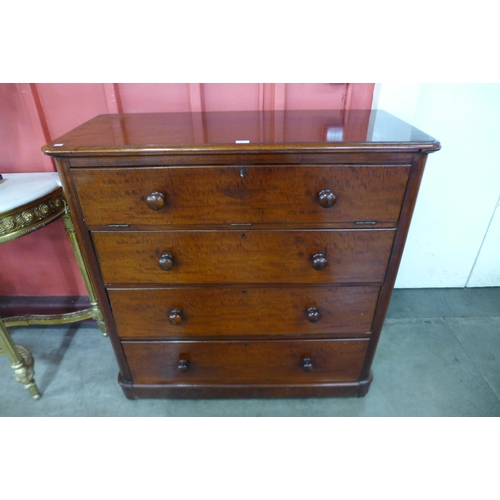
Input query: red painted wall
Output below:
<box><xmin>0</xmin><ymin>83</ymin><xmax>374</xmax><ymax>297</ymax></box>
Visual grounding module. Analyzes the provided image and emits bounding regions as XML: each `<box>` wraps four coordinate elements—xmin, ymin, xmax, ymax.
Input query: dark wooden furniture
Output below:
<box><xmin>43</xmin><ymin>110</ymin><xmax>440</xmax><ymax>399</ymax></box>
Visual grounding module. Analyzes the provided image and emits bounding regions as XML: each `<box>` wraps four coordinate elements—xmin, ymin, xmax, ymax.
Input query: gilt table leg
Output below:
<box><xmin>0</xmin><ymin>318</ymin><xmax>41</xmax><ymax>399</ymax></box>
<box><xmin>62</xmin><ymin>205</ymin><xmax>107</xmax><ymax>336</ymax></box>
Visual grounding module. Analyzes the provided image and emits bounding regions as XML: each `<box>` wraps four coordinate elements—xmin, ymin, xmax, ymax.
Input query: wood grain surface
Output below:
<box><xmin>108</xmin><ymin>285</ymin><xmax>381</xmax><ymax>338</ymax></box>
<box><xmin>122</xmin><ymin>338</ymin><xmax>370</xmax><ymax>385</ymax></box>
<box><xmin>92</xmin><ymin>229</ymin><xmax>396</xmax><ymax>284</ymax></box>
<box><xmin>72</xmin><ymin>165</ymin><xmax>410</xmax><ymax>225</ymax></box>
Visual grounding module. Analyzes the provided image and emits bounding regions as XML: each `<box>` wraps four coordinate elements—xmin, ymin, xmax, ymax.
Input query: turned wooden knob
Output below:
<box><xmin>302</xmin><ymin>357</ymin><xmax>314</xmax><ymax>372</ymax></box>
<box><xmin>146</xmin><ymin>191</ymin><xmax>165</xmax><ymax>210</ymax></box>
<box><xmin>306</xmin><ymin>307</ymin><xmax>321</xmax><ymax>323</ymax></box>
<box><xmin>178</xmin><ymin>359</ymin><xmax>189</xmax><ymax>372</ymax></box>
<box><xmin>158</xmin><ymin>253</ymin><xmax>174</xmax><ymax>271</ymax></box>
<box><xmin>312</xmin><ymin>253</ymin><xmax>328</xmax><ymax>271</ymax></box>
<box><xmin>318</xmin><ymin>189</ymin><xmax>336</xmax><ymax>208</ymax></box>
<box><xmin>169</xmin><ymin>309</ymin><xmax>183</xmax><ymax>325</ymax></box>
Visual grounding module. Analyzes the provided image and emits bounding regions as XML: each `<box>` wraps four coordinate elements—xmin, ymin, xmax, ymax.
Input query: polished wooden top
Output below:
<box><xmin>42</xmin><ymin>110</ymin><xmax>440</xmax><ymax>157</ymax></box>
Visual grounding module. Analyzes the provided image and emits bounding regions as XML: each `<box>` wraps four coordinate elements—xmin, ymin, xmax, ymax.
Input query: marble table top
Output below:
<box><xmin>0</xmin><ymin>173</ymin><xmax>62</xmax><ymax>214</ymax></box>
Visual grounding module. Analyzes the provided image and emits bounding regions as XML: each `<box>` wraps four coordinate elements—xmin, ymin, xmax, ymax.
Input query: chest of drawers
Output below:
<box><xmin>43</xmin><ymin>110</ymin><xmax>440</xmax><ymax>399</ymax></box>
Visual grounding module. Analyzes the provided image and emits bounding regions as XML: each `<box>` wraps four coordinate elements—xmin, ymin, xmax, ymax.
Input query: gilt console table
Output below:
<box><xmin>0</xmin><ymin>172</ymin><xmax>106</xmax><ymax>399</ymax></box>
<box><xmin>42</xmin><ymin>110</ymin><xmax>440</xmax><ymax>399</ymax></box>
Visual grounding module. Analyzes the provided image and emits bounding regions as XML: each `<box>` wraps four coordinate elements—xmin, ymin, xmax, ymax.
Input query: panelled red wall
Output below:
<box><xmin>0</xmin><ymin>83</ymin><xmax>374</xmax><ymax>297</ymax></box>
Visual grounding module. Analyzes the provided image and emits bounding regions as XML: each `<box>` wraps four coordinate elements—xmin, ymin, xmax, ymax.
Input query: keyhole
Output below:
<box><xmin>242</xmin><ymin>233</ymin><xmax>246</xmax><ymax>238</ymax></box>
<box><xmin>239</xmin><ymin>169</ymin><xmax>246</xmax><ymax>178</ymax></box>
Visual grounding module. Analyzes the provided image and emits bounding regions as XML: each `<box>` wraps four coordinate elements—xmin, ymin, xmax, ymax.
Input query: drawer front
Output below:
<box><xmin>122</xmin><ymin>339</ymin><xmax>370</xmax><ymax>385</ymax></box>
<box><xmin>72</xmin><ymin>165</ymin><xmax>410</xmax><ymax>225</ymax></box>
<box><xmin>108</xmin><ymin>286</ymin><xmax>380</xmax><ymax>338</ymax></box>
<box><xmin>93</xmin><ymin>229</ymin><xmax>395</xmax><ymax>284</ymax></box>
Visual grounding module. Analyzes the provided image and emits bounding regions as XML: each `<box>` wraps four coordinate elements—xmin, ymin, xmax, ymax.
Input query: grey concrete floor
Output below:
<box><xmin>1</xmin><ymin>288</ymin><xmax>499</xmax><ymax>416</ymax></box>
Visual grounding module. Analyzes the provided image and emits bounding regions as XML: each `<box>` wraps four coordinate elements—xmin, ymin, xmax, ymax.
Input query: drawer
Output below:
<box><xmin>93</xmin><ymin>229</ymin><xmax>395</xmax><ymax>284</ymax></box>
<box><xmin>122</xmin><ymin>338</ymin><xmax>370</xmax><ymax>385</ymax></box>
<box><xmin>108</xmin><ymin>286</ymin><xmax>380</xmax><ymax>338</ymax></box>
<box><xmin>72</xmin><ymin>165</ymin><xmax>410</xmax><ymax>226</ymax></box>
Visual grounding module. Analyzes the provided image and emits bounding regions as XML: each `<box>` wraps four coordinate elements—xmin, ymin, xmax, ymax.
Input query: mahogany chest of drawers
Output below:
<box><xmin>43</xmin><ymin>110</ymin><xmax>440</xmax><ymax>399</ymax></box>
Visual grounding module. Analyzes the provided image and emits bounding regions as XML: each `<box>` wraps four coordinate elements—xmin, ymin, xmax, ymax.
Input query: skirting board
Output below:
<box><xmin>0</xmin><ymin>296</ymin><xmax>91</xmax><ymax>319</ymax></box>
